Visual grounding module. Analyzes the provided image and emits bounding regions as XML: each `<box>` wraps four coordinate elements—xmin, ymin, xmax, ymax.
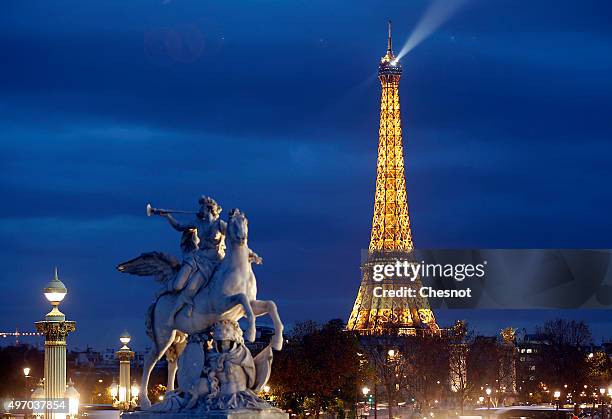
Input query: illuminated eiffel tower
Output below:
<box><xmin>347</xmin><ymin>22</ymin><xmax>439</xmax><ymax>335</ymax></box>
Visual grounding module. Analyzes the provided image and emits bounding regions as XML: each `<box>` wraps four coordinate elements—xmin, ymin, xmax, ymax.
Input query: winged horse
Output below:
<box><xmin>117</xmin><ymin>209</ymin><xmax>283</xmax><ymax>409</ymax></box>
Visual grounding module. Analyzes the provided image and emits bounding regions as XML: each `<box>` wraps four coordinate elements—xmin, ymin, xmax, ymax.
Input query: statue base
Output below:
<box><xmin>122</xmin><ymin>408</ymin><xmax>288</xmax><ymax>419</ymax></box>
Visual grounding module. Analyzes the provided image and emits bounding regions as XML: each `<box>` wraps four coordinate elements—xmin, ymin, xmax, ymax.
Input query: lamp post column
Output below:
<box><xmin>116</xmin><ymin>332</ymin><xmax>135</xmax><ymax>409</ymax></box>
<box><xmin>34</xmin><ymin>268</ymin><xmax>76</xmax><ymax>419</ymax></box>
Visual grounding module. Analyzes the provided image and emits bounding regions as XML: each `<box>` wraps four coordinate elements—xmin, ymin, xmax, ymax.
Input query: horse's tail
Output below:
<box><xmin>145</xmin><ymin>300</ymin><xmax>157</xmax><ymax>344</ymax></box>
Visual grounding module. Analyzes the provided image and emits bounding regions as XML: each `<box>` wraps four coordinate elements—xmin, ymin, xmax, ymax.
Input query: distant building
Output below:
<box><xmin>516</xmin><ymin>334</ymin><xmax>546</xmax><ymax>383</ymax></box>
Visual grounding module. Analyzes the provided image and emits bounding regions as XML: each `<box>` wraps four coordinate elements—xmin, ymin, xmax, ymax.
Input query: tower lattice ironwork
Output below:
<box><xmin>347</xmin><ymin>22</ymin><xmax>439</xmax><ymax>335</ymax></box>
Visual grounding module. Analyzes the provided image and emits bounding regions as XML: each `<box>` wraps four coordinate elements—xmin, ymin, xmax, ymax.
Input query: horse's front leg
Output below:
<box><xmin>251</xmin><ymin>300</ymin><xmax>284</xmax><ymax>350</ymax></box>
<box><xmin>226</xmin><ymin>293</ymin><xmax>256</xmax><ymax>342</ymax></box>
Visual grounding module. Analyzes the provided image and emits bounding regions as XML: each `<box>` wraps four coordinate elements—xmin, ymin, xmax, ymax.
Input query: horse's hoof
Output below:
<box><xmin>140</xmin><ymin>397</ymin><xmax>152</xmax><ymax>410</ymax></box>
<box><xmin>272</xmin><ymin>334</ymin><xmax>283</xmax><ymax>351</ymax></box>
<box><xmin>246</xmin><ymin>327</ymin><xmax>256</xmax><ymax>342</ymax></box>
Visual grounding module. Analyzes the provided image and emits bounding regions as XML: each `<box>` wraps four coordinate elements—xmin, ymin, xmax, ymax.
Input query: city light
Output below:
<box><xmin>120</xmin><ymin>331</ymin><xmax>131</xmax><ymax>346</ymax></box>
<box><xmin>485</xmin><ymin>388</ymin><xmax>492</xmax><ymax>396</ymax></box>
<box><xmin>362</xmin><ymin>386</ymin><xmax>370</xmax><ymax>396</ymax></box>
<box><xmin>64</xmin><ymin>379</ymin><xmax>80</xmax><ymax>417</ymax></box>
<box><xmin>23</xmin><ymin>367</ymin><xmax>30</xmax><ymax>377</ymax></box>
<box><xmin>554</xmin><ymin>391</ymin><xmax>561</xmax><ymax>398</ymax></box>
<box><xmin>131</xmin><ymin>383</ymin><xmax>140</xmax><ymax>398</ymax></box>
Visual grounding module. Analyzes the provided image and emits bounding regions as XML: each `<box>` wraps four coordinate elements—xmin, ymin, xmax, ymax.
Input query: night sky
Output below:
<box><xmin>1</xmin><ymin>0</ymin><xmax>612</xmax><ymax>350</ymax></box>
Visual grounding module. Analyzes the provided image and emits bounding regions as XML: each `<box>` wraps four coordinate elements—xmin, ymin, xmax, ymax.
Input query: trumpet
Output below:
<box><xmin>146</xmin><ymin>203</ymin><xmax>198</xmax><ymax>217</ymax></box>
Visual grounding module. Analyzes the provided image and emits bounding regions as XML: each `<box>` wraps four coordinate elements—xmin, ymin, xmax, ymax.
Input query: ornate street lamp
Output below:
<box><xmin>64</xmin><ymin>378</ymin><xmax>80</xmax><ymax>418</ymax></box>
<box><xmin>31</xmin><ymin>379</ymin><xmax>45</xmax><ymax>418</ymax></box>
<box><xmin>34</xmin><ymin>268</ymin><xmax>76</xmax><ymax>419</ymax></box>
<box><xmin>110</xmin><ymin>378</ymin><xmax>119</xmax><ymax>400</ymax></box>
<box><xmin>554</xmin><ymin>390</ymin><xmax>561</xmax><ymax>419</ymax></box>
<box><xmin>130</xmin><ymin>381</ymin><xmax>140</xmax><ymax>407</ymax></box>
<box><xmin>116</xmin><ymin>331</ymin><xmax>135</xmax><ymax>410</ymax></box>
<box><xmin>23</xmin><ymin>367</ymin><xmax>31</xmax><ymax>398</ymax></box>
<box><xmin>360</xmin><ymin>386</ymin><xmax>371</xmax><ymax>418</ymax></box>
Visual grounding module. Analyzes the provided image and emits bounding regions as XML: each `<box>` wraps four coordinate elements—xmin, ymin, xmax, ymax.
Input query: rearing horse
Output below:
<box><xmin>127</xmin><ymin>209</ymin><xmax>284</xmax><ymax>409</ymax></box>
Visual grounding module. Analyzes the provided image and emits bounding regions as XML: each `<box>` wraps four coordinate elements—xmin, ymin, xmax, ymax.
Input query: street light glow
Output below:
<box><xmin>44</xmin><ymin>268</ymin><xmax>67</xmax><ymax>305</ymax></box>
<box><xmin>554</xmin><ymin>391</ymin><xmax>561</xmax><ymax>398</ymax></box>
<box><xmin>120</xmin><ymin>331</ymin><xmax>131</xmax><ymax>346</ymax></box>
<box><xmin>23</xmin><ymin>367</ymin><xmax>31</xmax><ymax>377</ymax></box>
<box><xmin>362</xmin><ymin>386</ymin><xmax>370</xmax><ymax>396</ymax></box>
<box><xmin>485</xmin><ymin>388</ymin><xmax>492</xmax><ymax>396</ymax></box>
<box><xmin>131</xmin><ymin>383</ymin><xmax>140</xmax><ymax>398</ymax></box>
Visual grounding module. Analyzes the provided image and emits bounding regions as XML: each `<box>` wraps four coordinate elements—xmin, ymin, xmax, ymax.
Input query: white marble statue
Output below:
<box><xmin>117</xmin><ymin>198</ymin><xmax>283</xmax><ymax>410</ymax></box>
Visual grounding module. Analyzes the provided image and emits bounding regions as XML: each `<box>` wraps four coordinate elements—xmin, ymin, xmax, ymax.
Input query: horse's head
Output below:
<box><xmin>227</xmin><ymin>208</ymin><xmax>248</xmax><ymax>246</ymax></box>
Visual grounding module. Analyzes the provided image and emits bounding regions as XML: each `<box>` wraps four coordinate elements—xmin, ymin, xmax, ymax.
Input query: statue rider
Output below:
<box><xmin>161</xmin><ymin>196</ymin><xmax>226</xmax><ymax>325</ymax></box>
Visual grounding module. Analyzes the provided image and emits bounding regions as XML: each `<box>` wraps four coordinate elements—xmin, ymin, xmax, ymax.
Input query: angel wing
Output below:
<box><xmin>116</xmin><ymin>251</ymin><xmax>181</xmax><ymax>284</ymax></box>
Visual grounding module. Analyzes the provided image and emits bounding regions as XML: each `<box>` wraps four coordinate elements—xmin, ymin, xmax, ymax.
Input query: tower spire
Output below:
<box><xmin>347</xmin><ymin>21</ymin><xmax>439</xmax><ymax>336</ymax></box>
<box><xmin>387</xmin><ymin>20</ymin><xmax>393</xmax><ymax>54</ymax></box>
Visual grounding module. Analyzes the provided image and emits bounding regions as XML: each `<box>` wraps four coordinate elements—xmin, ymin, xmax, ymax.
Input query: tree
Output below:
<box><xmin>0</xmin><ymin>345</ymin><xmax>44</xmax><ymax>398</ymax></box>
<box><xmin>361</xmin><ymin>334</ymin><xmax>404</xmax><ymax>419</ymax></box>
<box><xmin>533</xmin><ymin>319</ymin><xmax>592</xmax><ymax>388</ymax></box>
<box><xmin>400</xmin><ymin>334</ymin><xmax>450</xmax><ymax>411</ymax></box>
<box><xmin>586</xmin><ymin>351</ymin><xmax>612</xmax><ymax>389</ymax></box>
<box><xmin>270</xmin><ymin>319</ymin><xmax>361</xmax><ymax>419</ymax></box>
<box><xmin>448</xmin><ymin>320</ymin><xmax>472</xmax><ymax>413</ymax></box>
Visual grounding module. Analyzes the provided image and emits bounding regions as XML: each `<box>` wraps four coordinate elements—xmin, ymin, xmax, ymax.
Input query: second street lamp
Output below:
<box><xmin>554</xmin><ymin>391</ymin><xmax>561</xmax><ymax>419</ymax></box>
<box><xmin>23</xmin><ymin>367</ymin><xmax>31</xmax><ymax>399</ymax></box>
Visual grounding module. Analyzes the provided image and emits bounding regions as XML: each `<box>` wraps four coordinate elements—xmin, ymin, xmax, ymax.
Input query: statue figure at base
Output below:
<box><xmin>149</xmin><ymin>319</ymin><xmax>273</xmax><ymax>413</ymax></box>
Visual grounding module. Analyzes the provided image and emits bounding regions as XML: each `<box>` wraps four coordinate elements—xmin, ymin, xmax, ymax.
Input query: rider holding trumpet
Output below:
<box><xmin>149</xmin><ymin>196</ymin><xmax>262</xmax><ymax>326</ymax></box>
<box><xmin>154</xmin><ymin>196</ymin><xmax>226</xmax><ymax>325</ymax></box>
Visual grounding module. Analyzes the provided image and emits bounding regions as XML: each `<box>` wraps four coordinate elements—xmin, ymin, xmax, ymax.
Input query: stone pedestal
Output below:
<box><xmin>122</xmin><ymin>408</ymin><xmax>288</xmax><ymax>419</ymax></box>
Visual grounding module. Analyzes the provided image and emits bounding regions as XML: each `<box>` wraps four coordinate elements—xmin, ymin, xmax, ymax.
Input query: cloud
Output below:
<box><xmin>1</xmin><ymin>0</ymin><xmax>612</xmax><ymax>346</ymax></box>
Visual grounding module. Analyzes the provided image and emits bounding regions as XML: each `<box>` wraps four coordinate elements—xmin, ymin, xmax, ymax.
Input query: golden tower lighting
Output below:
<box><xmin>347</xmin><ymin>21</ymin><xmax>439</xmax><ymax>335</ymax></box>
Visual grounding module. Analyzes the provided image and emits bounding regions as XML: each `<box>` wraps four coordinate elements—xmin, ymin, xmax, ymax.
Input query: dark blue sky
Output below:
<box><xmin>1</xmin><ymin>0</ymin><xmax>612</xmax><ymax>350</ymax></box>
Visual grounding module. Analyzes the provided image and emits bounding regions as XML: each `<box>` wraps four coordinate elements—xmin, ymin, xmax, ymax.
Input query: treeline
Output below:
<box><xmin>0</xmin><ymin>345</ymin><xmax>43</xmax><ymax>397</ymax></box>
<box><xmin>268</xmin><ymin>319</ymin><xmax>612</xmax><ymax>419</ymax></box>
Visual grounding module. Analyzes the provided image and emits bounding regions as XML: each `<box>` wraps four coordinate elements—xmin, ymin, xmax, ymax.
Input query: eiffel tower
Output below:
<box><xmin>347</xmin><ymin>22</ymin><xmax>439</xmax><ymax>336</ymax></box>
